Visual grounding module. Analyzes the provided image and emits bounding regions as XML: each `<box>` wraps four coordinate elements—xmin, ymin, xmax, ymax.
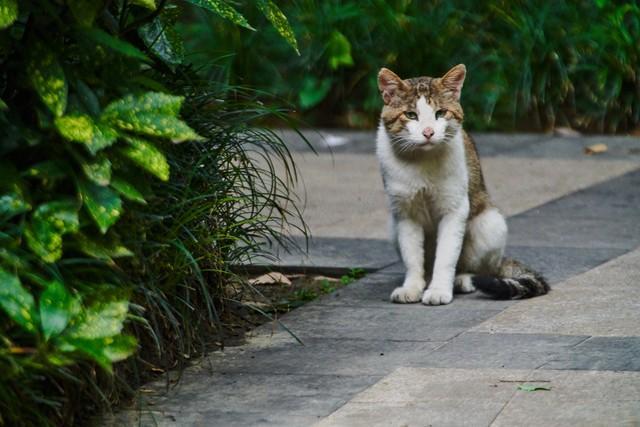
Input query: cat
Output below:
<box><xmin>376</xmin><ymin>64</ymin><xmax>549</xmax><ymax>305</ymax></box>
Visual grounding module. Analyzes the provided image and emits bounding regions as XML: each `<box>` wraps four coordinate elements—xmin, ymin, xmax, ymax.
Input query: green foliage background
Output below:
<box><xmin>188</xmin><ymin>0</ymin><xmax>640</xmax><ymax>132</ymax></box>
<box><xmin>0</xmin><ymin>0</ymin><xmax>302</xmax><ymax>425</ymax></box>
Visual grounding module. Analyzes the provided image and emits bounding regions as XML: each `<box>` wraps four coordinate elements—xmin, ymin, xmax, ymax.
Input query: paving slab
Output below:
<box><xmin>416</xmin><ymin>332</ymin><xmax>588</xmax><ymax>370</ymax></box>
<box><xmin>107</xmin><ymin>370</ymin><xmax>381</xmax><ymax>427</ymax></box>
<box><xmin>492</xmin><ymin>369</ymin><xmax>640</xmax><ymax>427</ymax></box>
<box><xmin>258</xmin><ymin>236</ymin><xmax>399</xmax><ymax>271</ymax></box>
<box><xmin>265</xmin><ymin>158</ymin><xmax>639</xmax><ymax>269</ymax></box>
<box><xmin>201</xmin><ymin>336</ymin><xmax>444</xmax><ymax>376</ymax></box>
<box><xmin>266</xmin><ymin>302</ymin><xmax>500</xmax><ymax>343</ymax></box>
<box><xmin>474</xmin><ymin>247</ymin><xmax>640</xmax><ymax>337</ymax></box>
<box><xmin>317</xmin><ymin>368</ymin><xmax>640</xmax><ymax>427</ymax></box>
<box><xmin>282</xmin><ymin>152</ymin><xmax>639</xmax><ymax>242</ymax></box>
<box><xmin>543</xmin><ymin>336</ymin><xmax>640</xmax><ymax>371</ymax></box>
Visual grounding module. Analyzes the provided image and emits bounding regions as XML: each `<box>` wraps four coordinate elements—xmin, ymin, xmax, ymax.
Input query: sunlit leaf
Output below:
<box><xmin>40</xmin><ymin>280</ymin><xmax>80</xmax><ymax>340</ymax></box>
<box><xmin>184</xmin><ymin>0</ymin><xmax>254</xmax><ymax>30</ymax></box>
<box><xmin>111</xmin><ymin>177</ymin><xmax>146</xmax><ymax>204</ymax></box>
<box><xmin>27</xmin><ymin>42</ymin><xmax>67</xmax><ymax>117</ymax></box>
<box><xmin>0</xmin><ymin>268</ymin><xmax>37</xmax><ymax>332</ymax></box>
<box><xmin>103</xmin><ymin>91</ymin><xmax>183</xmax><ymax>117</ymax></box>
<box><xmin>68</xmin><ymin>0</ymin><xmax>104</xmax><ymax>27</ymax></box>
<box><xmin>59</xmin><ymin>334</ymin><xmax>137</xmax><ymax>372</ymax></box>
<box><xmin>0</xmin><ymin>0</ymin><xmax>18</xmax><ymax>30</ymax></box>
<box><xmin>120</xmin><ymin>137</ymin><xmax>170</xmax><ymax>181</ymax></box>
<box><xmin>78</xmin><ymin>180</ymin><xmax>122</xmax><ymax>234</ymax></box>
<box><xmin>74</xmin><ymin>232</ymin><xmax>133</xmax><ymax>260</ymax></box>
<box><xmin>54</xmin><ymin>115</ymin><xmax>118</xmax><ymax>154</ymax></box>
<box><xmin>24</xmin><ymin>200</ymin><xmax>80</xmax><ymax>263</ymax></box>
<box><xmin>68</xmin><ymin>300</ymin><xmax>129</xmax><ymax>339</ymax></box>
<box><xmin>81</xmin><ymin>156</ymin><xmax>112</xmax><ymax>186</ymax></box>
<box><xmin>102</xmin><ymin>92</ymin><xmax>202</xmax><ymax>141</ymax></box>
<box><xmin>256</xmin><ymin>0</ymin><xmax>299</xmax><ymax>55</ymax></box>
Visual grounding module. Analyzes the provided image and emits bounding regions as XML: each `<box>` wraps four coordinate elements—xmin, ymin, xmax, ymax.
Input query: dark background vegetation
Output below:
<box><xmin>1</xmin><ymin>1</ymin><xmax>638</xmax><ymax>426</ymax></box>
<box><xmin>187</xmin><ymin>0</ymin><xmax>640</xmax><ymax>133</ymax></box>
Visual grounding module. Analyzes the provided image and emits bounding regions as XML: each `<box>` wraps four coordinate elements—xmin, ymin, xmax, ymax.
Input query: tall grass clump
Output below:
<box><xmin>119</xmin><ymin>76</ymin><xmax>307</xmax><ymax>382</ymax></box>
<box><xmin>191</xmin><ymin>0</ymin><xmax>640</xmax><ymax>133</ymax></box>
<box><xmin>0</xmin><ymin>0</ymin><xmax>303</xmax><ymax>425</ymax></box>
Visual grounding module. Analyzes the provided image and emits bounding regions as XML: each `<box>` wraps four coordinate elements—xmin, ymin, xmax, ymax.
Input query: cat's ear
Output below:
<box><xmin>378</xmin><ymin>68</ymin><xmax>407</xmax><ymax>105</ymax></box>
<box><xmin>441</xmin><ymin>64</ymin><xmax>466</xmax><ymax>100</ymax></box>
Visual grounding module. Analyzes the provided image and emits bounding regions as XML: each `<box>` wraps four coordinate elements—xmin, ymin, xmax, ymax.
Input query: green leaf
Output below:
<box><xmin>139</xmin><ymin>17</ymin><xmax>185</xmax><ymax>66</ymax></box>
<box><xmin>102</xmin><ymin>92</ymin><xmax>202</xmax><ymax>142</ymax></box>
<box><xmin>40</xmin><ymin>280</ymin><xmax>79</xmax><ymax>340</ymax></box>
<box><xmin>78</xmin><ymin>180</ymin><xmax>122</xmax><ymax>234</ymax></box>
<box><xmin>24</xmin><ymin>160</ymin><xmax>68</xmax><ymax>180</ymax></box>
<box><xmin>111</xmin><ymin>177</ymin><xmax>146</xmax><ymax>204</ymax></box>
<box><xmin>24</xmin><ymin>200</ymin><xmax>80</xmax><ymax>263</ymax></box>
<box><xmin>55</xmin><ymin>115</ymin><xmax>118</xmax><ymax>154</ymax></box>
<box><xmin>299</xmin><ymin>76</ymin><xmax>333</xmax><ymax>109</ymax></box>
<box><xmin>68</xmin><ymin>0</ymin><xmax>104</xmax><ymax>27</ymax></box>
<box><xmin>326</xmin><ymin>30</ymin><xmax>353</xmax><ymax>70</ymax></box>
<box><xmin>84</xmin><ymin>28</ymin><xmax>151</xmax><ymax>62</ymax></box>
<box><xmin>0</xmin><ymin>268</ymin><xmax>37</xmax><ymax>332</ymax></box>
<box><xmin>518</xmin><ymin>384</ymin><xmax>551</xmax><ymax>392</ymax></box>
<box><xmin>75</xmin><ymin>80</ymin><xmax>101</xmax><ymax>117</ymax></box>
<box><xmin>0</xmin><ymin>97</ymin><xmax>7</xmax><ymax>110</ymax></box>
<box><xmin>120</xmin><ymin>137</ymin><xmax>169</xmax><ymax>181</ymax></box>
<box><xmin>68</xmin><ymin>300</ymin><xmax>129</xmax><ymax>339</ymax></box>
<box><xmin>116</xmin><ymin>113</ymin><xmax>203</xmax><ymax>141</ymax></box>
<box><xmin>184</xmin><ymin>0</ymin><xmax>255</xmax><ymax>30</ymax></box>
<box><xmin>60</xmin><ymin>334</ymin><xmax>137</xmax><ymax>372</ymax></box>
<box><xmin>0</xmin><ymin>0</ymin><xmax>18</xmax><ymax>30</ymax></box>
<box><xmin>256</xmin><ymin>0</ymin><xmax>299</xmax><ymax>55</ymax></box>
<box><xmin>27</xmin><ymin>42</ymin><xmax>68</xmax><ymax>117</ymax></box>
<box><xmin>103</xmin><ymin>91</ymin><xmax>183</xmax><ymax>117</ymax></box>
<box><xmin>74</xmin><ymin>233</ymin><xmax>133</xmax><ymax>260</ymax></box>
<box><xmin>81</xmin><ymin>156</ymin><xmax>112</xmax><ymax>186</ymax></box>
<box><xmin>0</xmin><ymin>192</ymin><xmax>31</xmax><ymax>219</ymax></box>
<box><xmin>131</xmin><ymin>0</ymin><xmax>156</xmax><ymax>9</ymax></box>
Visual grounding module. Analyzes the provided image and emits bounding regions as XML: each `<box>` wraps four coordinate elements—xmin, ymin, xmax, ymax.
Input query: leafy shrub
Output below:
<box><xmin>0</xmin><ymin>0</ymin><xmax>301</xmax><ymax>425</ymax></box>
<box><xmin>193</xmin><ymin>0</ymin><xmax>640</xmax><ymax>133</ymax></box>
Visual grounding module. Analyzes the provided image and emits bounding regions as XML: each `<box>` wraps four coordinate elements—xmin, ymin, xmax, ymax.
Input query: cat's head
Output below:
<box><xmin>377</xmin><ymin>64</ymin><xmax>466</xmax><ymax>152</ymax></box>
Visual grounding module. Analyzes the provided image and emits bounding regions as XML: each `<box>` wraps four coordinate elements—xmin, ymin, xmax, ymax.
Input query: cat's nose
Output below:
<box><xmin>422</xmin><ymin>127</ymin><xmax>435</xmax><ymax>140</ymax></box>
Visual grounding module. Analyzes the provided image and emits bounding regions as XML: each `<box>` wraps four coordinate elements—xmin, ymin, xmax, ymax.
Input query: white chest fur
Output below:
<box><xmin>376</xmin><ymin>124</ymin><xmax>469</xmax><ymax>225</ymax></box>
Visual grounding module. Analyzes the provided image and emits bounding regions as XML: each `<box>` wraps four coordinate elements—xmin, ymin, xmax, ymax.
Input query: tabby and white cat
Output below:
<box><xmin>376</xmin><ymin>64</ymin><xmax>549</xmax><ymax>305</ymax></box>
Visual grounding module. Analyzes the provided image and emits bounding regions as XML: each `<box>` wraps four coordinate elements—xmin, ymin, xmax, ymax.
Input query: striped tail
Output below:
<box><xmin>472</xmin><ymin>258</ymin><xmax>550</xmax><ymax>299</ymax></box>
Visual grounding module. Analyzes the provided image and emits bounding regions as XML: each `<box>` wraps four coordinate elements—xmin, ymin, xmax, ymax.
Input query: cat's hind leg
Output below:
<box><xmin>454</xmin><ymin>273</ymin><xmax>475</xmax><ymax>294</ymax></box>
<box><xmin>459</xmin><ymin>208</ymin><xmax>507</xmax><ymax>275</ymax></box>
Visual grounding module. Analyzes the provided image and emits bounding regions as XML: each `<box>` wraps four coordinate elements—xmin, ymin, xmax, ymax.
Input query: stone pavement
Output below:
<box><xmin>110</xmin><ymin>131</ymin><xmax>640</xmax><ymax>426</ymax></box>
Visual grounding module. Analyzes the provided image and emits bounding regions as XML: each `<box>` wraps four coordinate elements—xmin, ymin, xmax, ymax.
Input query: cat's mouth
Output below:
<box><xmin>415</xmin><ymin>140</ymin><xmax>435</xmax><ymax>147</ymax></box>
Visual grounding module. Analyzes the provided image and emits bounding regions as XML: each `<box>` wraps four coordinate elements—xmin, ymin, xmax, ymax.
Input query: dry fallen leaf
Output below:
<box><xmin>249</xmin><ymin>272</ymin><xmax>292</xmax><ymax>286</ymax></box>
<box><xmin>554</xmin><ymin>126</ymin><xmax>581</xmax><ymax>137</ymax></box>
<box><xmin>584</xmin><ymin>143</ymin><xmax>608</xmax><ymax>155</ymax></box>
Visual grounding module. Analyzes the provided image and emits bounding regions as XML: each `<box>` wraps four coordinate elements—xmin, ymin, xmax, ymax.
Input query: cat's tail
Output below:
<box><xmin>472</xmin><ymin>258</ymin><xmax>550</xmax><ymax>299</ymax></box>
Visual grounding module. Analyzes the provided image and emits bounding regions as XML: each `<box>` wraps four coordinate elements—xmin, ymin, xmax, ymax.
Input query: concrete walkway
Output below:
<box><xmin>111</xmin><ymin>131</ymin><xmax>640</xmax><ymax>426</ymax></box>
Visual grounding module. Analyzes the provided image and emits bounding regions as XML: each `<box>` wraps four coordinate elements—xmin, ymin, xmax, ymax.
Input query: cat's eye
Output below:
<box><xmin>435</xmin><ymin>109</ymin><xmax>447</xmax><ymax>119</ymax></box>
<box><xmin>404</xmin><ymin>111</ymin><xmax>418</xmax><ymax>120</ymax></box>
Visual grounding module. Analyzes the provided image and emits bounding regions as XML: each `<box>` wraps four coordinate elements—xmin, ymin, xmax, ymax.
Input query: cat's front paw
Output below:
<box><xmin>422</xmin><ymin>287</ymin><xmax>453</xmax><ymax>305</ymax></box>
<box><xmin>390</xmin><ymin>285</ymin><xmax>423</xmax><ymax>303</ymax></box>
